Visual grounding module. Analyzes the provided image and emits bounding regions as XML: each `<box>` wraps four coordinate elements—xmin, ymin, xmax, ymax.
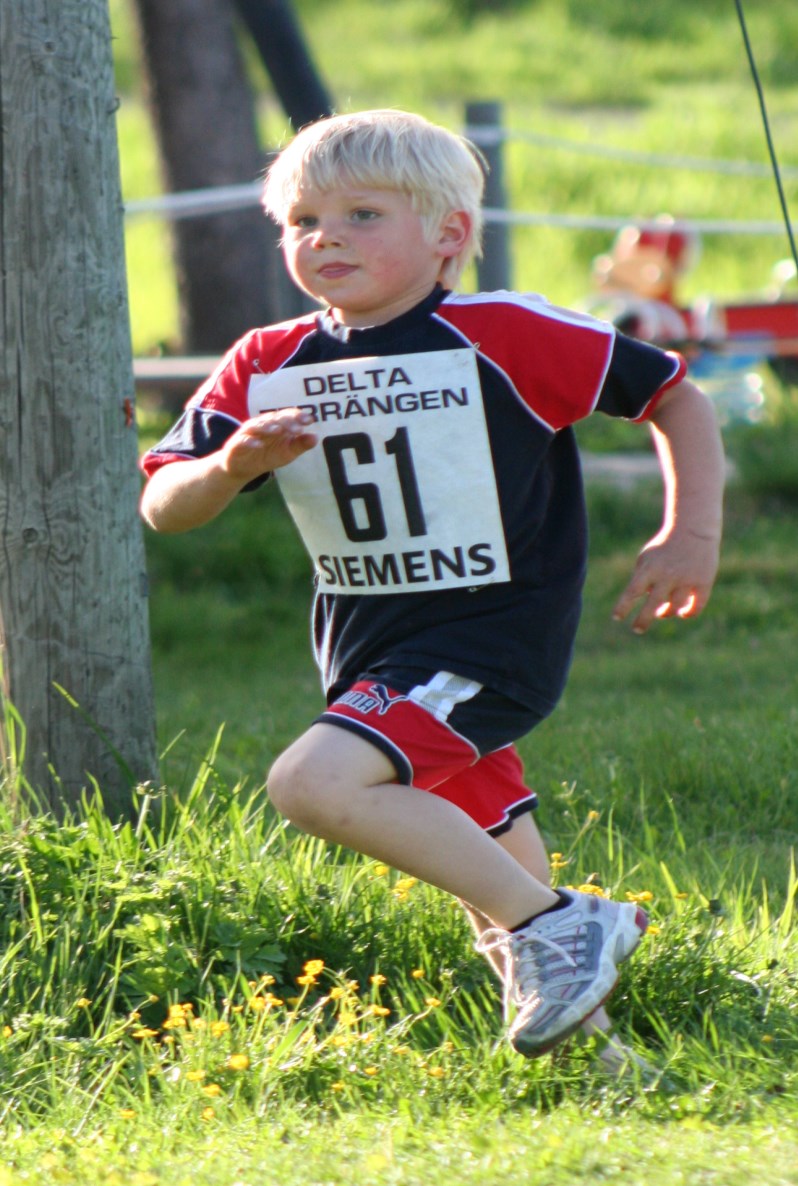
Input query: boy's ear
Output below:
<box><xmin>437</xmin><ymin>210</ymin><xmax>472</xmax><ymax>257</ymax></box>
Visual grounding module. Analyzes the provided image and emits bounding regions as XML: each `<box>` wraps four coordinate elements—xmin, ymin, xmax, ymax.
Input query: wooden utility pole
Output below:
<box><xmin>0</xmin><ymin>0</ymin><xmax>158</xmax><ymax>815</ymax></box>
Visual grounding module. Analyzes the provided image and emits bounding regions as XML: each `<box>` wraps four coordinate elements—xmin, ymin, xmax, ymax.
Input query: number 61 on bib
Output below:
<box><xmin>248</xmin><ymin>348</ymin><xmax>511</xmax><ymax>595</ymax></box>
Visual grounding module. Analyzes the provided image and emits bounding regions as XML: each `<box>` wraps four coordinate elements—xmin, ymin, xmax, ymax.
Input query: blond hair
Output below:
<box><xmin>262</xmin><ymin>109</ymin><xmax>485</xmax><ymax>284</ymax></box>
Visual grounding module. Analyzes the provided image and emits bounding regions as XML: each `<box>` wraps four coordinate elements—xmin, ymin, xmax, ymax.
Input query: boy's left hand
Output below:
<box><xmin>612</xmin><ymin>527</ymin><xmax>721</xmax><ymax>634</ymax></box>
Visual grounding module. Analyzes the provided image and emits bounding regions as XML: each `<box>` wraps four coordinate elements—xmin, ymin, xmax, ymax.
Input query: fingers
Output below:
<box><xmin>222</xmin><ymin>409</ymin><xmax>317</xmax><ymax>480</ymax></box>
<box><xmin>613</xmin><ymin>574</ymin><xmax>710</xmax><ymax>634</ymax></box>
<box><xmin>241</xmin><ymin>408</ymin><xmax>316</xmax><ymax>445</ymax></box>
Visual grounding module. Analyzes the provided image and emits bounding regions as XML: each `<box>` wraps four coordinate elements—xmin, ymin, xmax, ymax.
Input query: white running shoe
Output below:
<box><xmin>476</xmin><ymin>890</ymin><xmax>648</xmax><ymax>1057</ymax></box>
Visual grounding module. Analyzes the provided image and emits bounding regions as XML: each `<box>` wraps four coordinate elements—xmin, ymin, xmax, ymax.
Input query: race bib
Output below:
<box><xmin>247</xmin><ymin>349</ymin><xmax>510</xmax><ymax>595</ymax></box>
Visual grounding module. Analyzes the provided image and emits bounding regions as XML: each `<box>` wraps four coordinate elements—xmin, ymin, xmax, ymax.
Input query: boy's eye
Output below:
<box><xmin>293</xmin><ymin>214</ymin><xmax>318</xmax><ymax>229</ymax></box>
<box><xmin>351</xmin><ymin>208</ymin><xmax>380</xmax><ymax>222</ymax></box>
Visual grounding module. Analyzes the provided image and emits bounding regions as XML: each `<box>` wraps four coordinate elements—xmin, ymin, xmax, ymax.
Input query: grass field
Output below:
<box><xmin>2</xmin><ymin>475</ymin><xmax>797</xmax><ymax>1185</ymax></box>
<box><xmin>2</xmin><ymin>3</ymin><xmax>798</xmax><ymax>1184</ymax></box>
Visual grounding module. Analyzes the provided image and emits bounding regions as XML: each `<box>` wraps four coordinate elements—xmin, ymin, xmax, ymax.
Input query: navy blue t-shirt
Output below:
<box><xmin>142</xmin><ymin>286</ymin><xmax>685</xmax><ymax>714</ymax></box>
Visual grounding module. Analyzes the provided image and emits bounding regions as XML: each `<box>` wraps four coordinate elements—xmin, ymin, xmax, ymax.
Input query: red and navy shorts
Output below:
<box><xmin>316</xmin><ymin>668</ymin><xmax>545</xmax><ymax>836</ymax></box>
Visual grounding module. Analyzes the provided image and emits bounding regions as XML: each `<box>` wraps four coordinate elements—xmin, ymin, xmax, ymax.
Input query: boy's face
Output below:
<box><xmin>282</xmin><ymin>185</ymin><xmax>467</xmax><ymax>327</ymax></box>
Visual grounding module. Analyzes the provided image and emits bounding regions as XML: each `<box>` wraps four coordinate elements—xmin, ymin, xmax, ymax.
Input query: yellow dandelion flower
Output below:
<box><xmin>331</xmin><ymin>1034</ymin><xmax>353</xmax><ymax>1047</ymax></box>
<box><xmin>587</xmin><ymin>810</ymin><xmax>601</xmax><ymax>822</ymax></box>
<box><xmin>550</xmin><ymin>853</ymin><xmax>564</xmax><ymax>862</ymax></box>
<box><xmin>410</xmin><ymin>968</ymin><xmax>425</xmax><ymax>979</ymax></box>
<box><xmin>373</xmin><ymin>864</ymin><xmax>389</xmax><ymax>876</ymax></box>
<box><xmin>210</xmin><ymin>1021</ymin><xmax>229</xmax><ymax>1038</ymax></box>
<box><xmin>427</xmin><ymin>1066</ymin><xmax>446</xmax><ymax>1078</ymax></box>
<box><xmin>128</xmin><ymin>1012</ymin><xmax>141</xmax><ymax>1022</ymax></box>
<box><xmin>762</xmin><ymin>1035</ymin><xmax>774</xmax><ymax>1044</ymax></box>
<box><xmin>393</xmin><ymin>877</ymin><xmax>417</xmax><ymax>893</ymax></box>
<box><xmin>119</xmin><ymin>1109</ymin><xmax>136</xmax><ymax>1120</ymax></box>
<box><xmin>191</xmin><ymin>1018</ymin><xmax>207</xmax><ymax>1030</ymax></box>
<box><xmin>338</xmin><ymin>1011</ymin><xmax>358</xmax><ymax>1027</ymax></box>
<box><xmin>232</xmin><ymin>1004</ymin><xmax>244</xmax><ymax>1014</ymax></box>
<box><xmin>646</xmin><ymin>924</ymin><xmax>661</xmax><ymax>936</ymax></box>
<box><xmin>201</xmin><ymin>1106</ymin><xmax>216</xmax><ymax>1122</ymax></box>
<box><xmin>201</xmin><ymin>1083</ymin><xmax>223</xmax><ymax>1097</ymax></box>
<box><xmin>265</xmin><ymin>993</ymin><xmax>284</xmax><ymax>1007</ymax></box>
<box><xmin>392</xmin><ymin>1044</ymin><xmax>411</xmax><ymax>1055</ymax></box>
<box><xmin>131</xmin><ymin>1028</ymin><xmax>159</xmax><ymax>1040</ymax></box>
<box><xmin>368</xmin><ymin>1004</ymin><xmax>391</xmax><ymax>1017</ymax></box>
<box><xmin>186</xmin><ymin>1069</ymin><xmax>206</xmax><ymax>1082</ymax></box>
<box><xmin>295</xmin><ymin>974</ymin><xmax>317</xmax><ymax>986</ymax></box>
<box><xmin>424</xmin><ymin>997</ymin><xmax>442</xmax><ymax>1008</ymax></box>
<box><xmin>363</xmin><ymin>1066</ymin><xmax>378</xmax><ymax>1076</ymax></box>
<box><xmin>2</xmin><ymin>1026</ymin><xmax>12</xmax><ymax>1039</ymax></box>
<box><xmin>249</xmin><ymin>996</ymin><xmax>266</xmax><ymax>1012</ymax></box>
<box><xmin>226</xmin><ymin>1053</ymin><xmax>251</xmax><ymax>1071</ymax></box>
<box><xmin>75</xmin><ymin>998</ymin><xmax>92</xmax><ymax>1009</ymax></box>
<box><xmin>259</xmin><ymin>973</ymin><xmax>276</xmax><ymax>986</ymax></box>
<box><xmin>331</xmin><ymin>1081</ymin><xmax>346</xmax><ymax>1092</ymax></box>
<box><xmin>626</xmin><ymin>891</ymin><xmax>654</xmax><ymax>903</ymax></box>
<box><xmin>574</xmin><ymin>883</ymin><xmax>608</xmax><ymax>897</ymax></box>
<box><xmin>370</xmin><ymin>973</ymin><xmax>387</xmax><ymax>986</ymax></box>
<box><xmin>303</xmin><ymin>959</ymin><xmax>325</xmax><ymax>976</ymax></box>
<box><xmin>346</xmin><ymin>980</ymin><xmax>360</xmax><ymax>993</ymax></box>
<box><xmin>328</xmin><ymin>986</ymin><xmax>347</xmax><ymax>1001</ymax></box>
<box><xmin>167</xmin><ymin>1004</ymin><xmax>187</xmax><ymax>1017</ymax></box>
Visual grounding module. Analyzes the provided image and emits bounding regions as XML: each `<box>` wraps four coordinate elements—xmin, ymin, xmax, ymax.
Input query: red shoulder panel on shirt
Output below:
<box><xmin>435</xmin><ymin>292</ymin><xmax>615</xmax><ymax>430</ymax></box>
<box><xmin>189</xmin><ymin>314</ymin><xmax>319</xmax><ymax>422</ymax></box>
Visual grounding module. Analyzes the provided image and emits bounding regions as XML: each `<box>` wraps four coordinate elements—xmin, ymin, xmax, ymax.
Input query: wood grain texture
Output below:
<box><xmin>0</xmin><ymin>0</ymin><xmax>158</xmax><ymax>813</ymax></box>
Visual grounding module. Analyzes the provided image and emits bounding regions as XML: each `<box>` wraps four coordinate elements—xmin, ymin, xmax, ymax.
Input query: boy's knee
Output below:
<box><xmin>267</xmin><ymin>742</ymin><xmax>350</xmax><ymax>835</ymax></box>
<box><xmin>267</xmin><ymin>722</ymin><xmax>397</xmax><ymax>834</ymax></box>
<box><xmin>267</xmin><ymin>749</ymin><xmax>316</xmax><ymax>826</ymax></box>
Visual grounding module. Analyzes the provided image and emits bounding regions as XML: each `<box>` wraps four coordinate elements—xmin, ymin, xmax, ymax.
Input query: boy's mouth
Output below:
<box><xmin>318</xmin><ymin>263</ymin><xmax>358</xmax><ymax>279</ymax></box>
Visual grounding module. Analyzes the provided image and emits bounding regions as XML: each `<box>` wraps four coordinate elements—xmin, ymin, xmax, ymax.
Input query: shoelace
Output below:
<box><xmin>476</xmin><ymin>925</ymin><xmax>579</xmax><ymax>1014</ymax></box>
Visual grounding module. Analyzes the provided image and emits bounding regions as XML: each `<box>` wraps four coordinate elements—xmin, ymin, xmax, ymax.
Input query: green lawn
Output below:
<box><xmin>1</xmin><ymin>3</ymin><xmax>797</xmax><ymax>1183</ymax></box>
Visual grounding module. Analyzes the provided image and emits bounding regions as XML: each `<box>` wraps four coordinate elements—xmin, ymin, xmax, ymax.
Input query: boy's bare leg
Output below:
<box><xmin>267</xmin><ymin>723</ymin><xmax>559</xmax><ymax>929</ymax></box>
<box><xmin>460</xmin><ymin>812</ymin><xmax>623</xmax><ymax>1047</ymax></box>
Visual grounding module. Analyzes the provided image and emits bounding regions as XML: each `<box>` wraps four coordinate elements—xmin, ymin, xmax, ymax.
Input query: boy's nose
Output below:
<box><xmin>311</xmin><ymin>221</ymin><xmax>345</xmax><ymax>249</ymax></box>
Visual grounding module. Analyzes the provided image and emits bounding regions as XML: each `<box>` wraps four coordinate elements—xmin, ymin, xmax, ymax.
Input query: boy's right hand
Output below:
<box><xmin>219</xmin><ymin>408</ymin><xmax>318</xmax><ymax>484</ymax></box>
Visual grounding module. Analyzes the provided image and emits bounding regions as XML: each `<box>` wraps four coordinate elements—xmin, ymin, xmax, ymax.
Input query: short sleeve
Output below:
<box><xmin>596</xmin><ymin>333</ymin><xmax>686</xmax><ymax>422</ymax></box>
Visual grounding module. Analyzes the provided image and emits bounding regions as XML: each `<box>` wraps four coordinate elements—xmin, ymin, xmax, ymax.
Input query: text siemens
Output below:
<box><xmin>317</xmin><ymin>543</ymin><xmax>497</xmax><ymax>589</ymax></box>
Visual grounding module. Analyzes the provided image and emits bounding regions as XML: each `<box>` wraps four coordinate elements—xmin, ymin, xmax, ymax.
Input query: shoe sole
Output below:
<box><xmin>510</xmin><ymin>904</ymin><xmax>649</xmax><ymax>1058</ymax></box>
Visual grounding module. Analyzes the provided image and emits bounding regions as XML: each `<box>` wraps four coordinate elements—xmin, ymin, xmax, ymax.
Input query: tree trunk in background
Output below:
<box><xmin>0</xmin><ymin>0</ymin><xmax>158</xmax><ymax>815</ymax></box>
<box><xmin>231</xmin><ymin>0</ymin><xmax>333</xmax><ymax>129</ymax></box>
<box><xmin>131</xmin><ymin>0</ymin><xmax>284</xmax><ymax>351</ymax></box>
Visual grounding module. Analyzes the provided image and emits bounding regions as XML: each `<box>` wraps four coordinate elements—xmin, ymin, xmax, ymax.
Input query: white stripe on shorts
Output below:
<box><xmin>406</xmin><ymin>671</ymin><xmax>483</xmax><ymax>723</ymax></box>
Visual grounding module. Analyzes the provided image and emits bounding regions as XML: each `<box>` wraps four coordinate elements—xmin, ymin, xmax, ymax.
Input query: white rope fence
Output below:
<box><xmin>463</xmin><ymin>124</ymin><xmax>798</xmax><ymax>180</ymax></box>
<box><xmin>123</xmin><ymin>122</ymin><xmax>796</xmax><ymax>236</ymax></box>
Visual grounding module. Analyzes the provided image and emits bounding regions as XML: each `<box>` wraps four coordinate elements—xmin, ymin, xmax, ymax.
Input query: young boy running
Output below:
<box><xmin>139</xmin><ymin>110</ymin><xmax>724</xmax><ymax>1059</ymax></box>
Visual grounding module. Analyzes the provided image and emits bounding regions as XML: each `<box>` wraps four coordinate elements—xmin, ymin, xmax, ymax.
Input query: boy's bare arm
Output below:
<box><xmin>140</xmin><ymin>408</ymin><xmax>317</xmax><ymax>533</ymax></box>
<box><xmin>612</xmin><ymin>378</ymin><xmax>724</xmax><ymax>634</ymax></box>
